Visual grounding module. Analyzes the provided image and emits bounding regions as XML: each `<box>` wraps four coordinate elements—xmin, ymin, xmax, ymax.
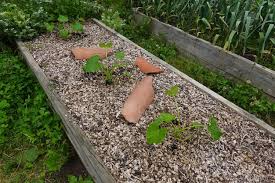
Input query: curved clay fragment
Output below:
<box><xmin>135</xmin><ymin>57</ymin><xmax>163</xmax><ymax>74</ymax></box>
<box><xmin>122</xmin><ymin>76</ymin><xmax>155</xmax><ymax>123</ymax></box>
<box><xmin>72</xmin><ymin>47</ymin><xmax>112</xmax><ymax>60</ymax></box>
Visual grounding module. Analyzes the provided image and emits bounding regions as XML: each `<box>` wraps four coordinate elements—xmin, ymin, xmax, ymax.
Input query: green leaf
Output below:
<box><xmin>156</xmin><ymin>113</ymin><xmax>176</xmax><ymax>123</ymax></box>
<box><xmin>224</xmin><ymin>30</ymin><xmax>237</xmax><ymax>50</ymax></box>
<box><xmin>115</xmin><ymin>51</ymin><xmax>125</xmax><ymax>60</ymax></box>
<box><xmin>146</xmin><ymin>113</ymin><xmax>175</xmax><ymax>144</ymax></box>
<box><xmin>207</xmin><ymin>116</ymin><xmax>222</xmax><ymax>141</ymax></box>
<box><xmin>201</xmin><ymin>18</ymin><xmax>211</xmax><ymax>29</ymax></box>
<box><xmin>146</xmin><ymin>122</ymin><xmax>168</xmax><ymax>144</ymax></box>
<box><xmin>71</xmin><ymin>22</ymin><xmax>84</xmax><ymax>33</ymax></box>
<box><xmin>58</xmin><ymin>29</ymin><xmax>70</xmax><ymax>40</ymax></box>
<box><xmin>83</xmin><ymin>55</ymin><xmax>102</xmax><ymax>73</ymax></box>
<box><xmin>99</xmin><ymin>42</ymin><xmax>112</xmax><ymax>49</ymax></box>
<box><xmin>0</xmin><ymin>100</ymin><xmax>10</xmax><ymax>109</ymax></box>
<box><xmin>270</xmin><ymin>38</ymin><xmax>275</xmax><ymax>45</ymax></box>
<box><xmin>58</xmin><ymin>15</ymin><xmax>68</xmax><ymax>23</ymax></box>
<box><xmin>68</xmin><ymin>175</ymin><xmax>78</xmax><ymax>183</ymax></box>
<box><xmin>22</xmin><ymin>148</ymin><xmax>39</xmax><ymax>163</ymax></box>
<box><xmin>213</xmin><ymin>34</ymin><xmax>220</xmax><ymax>45</ymax></box>
<box><xmin>45</xmin><ymin>150</ymin><xmax>63</xmax><ymax>172</ymax></box>
<box><xmin>165</xmin><ymin>85</ymin><xmax>180</xmax><ymax>97</ymax></box>
<box><xmin>44</xmin><ymin>22</ymin><xmax>54</xmax><ymax>32</ymax></box>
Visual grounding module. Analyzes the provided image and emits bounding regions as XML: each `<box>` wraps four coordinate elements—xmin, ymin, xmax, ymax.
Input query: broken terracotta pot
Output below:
<box><xmin>71</xmin><ymin>47</ymin><xmax>112</xmax><ymax>60</ymax></box>
<box><xmin>122</xmin><ymin>76</ymin><xmax>155</xmax><ymax>123</ymax></box>
<box><xmin>135</xmin><ymin>57</ymin><xmax>163</xmax><ymax>74</ymax></box>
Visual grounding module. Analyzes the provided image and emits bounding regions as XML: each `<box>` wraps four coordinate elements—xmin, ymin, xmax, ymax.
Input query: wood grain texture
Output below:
<box><xmin>17</xmin><ymin>41</ymin><xmax>116</xmax><ymax>183</ymax></box>
<box><xmin>133</xmin><ymin>11</ymin><xmax>275</xmax><ymax>99</ymax></box>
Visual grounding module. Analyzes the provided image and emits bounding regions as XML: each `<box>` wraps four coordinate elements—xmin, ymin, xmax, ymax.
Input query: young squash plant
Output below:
<box><xmin>146</xmin><ymin>85</ymin><xmax>223</xmax><ymax>144</ymax></box>
<box><xmin>45</xmin><ymin>15</ymin><xmax>84</xmax><ymax>40</ymax></box>
<box><xmin>83</xmin><ymin>42</ymin><xmax>128</xmax><ymax>84</ymax></box>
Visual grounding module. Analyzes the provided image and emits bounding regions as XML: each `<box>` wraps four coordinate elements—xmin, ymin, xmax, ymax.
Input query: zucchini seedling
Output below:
<box><xmin>57</xmin><ymin>15</ymin><xmax>71</xmax><ymax>40</ymax></box>
<box><xmin>146</xmin><ymin>85</ymin><xmax>223</xmax><ymax>144</ymax></box>
<box><xmin>83</xmin><ymin>42</ymin><xmax>127</xmax><ymax>84</ymax></box>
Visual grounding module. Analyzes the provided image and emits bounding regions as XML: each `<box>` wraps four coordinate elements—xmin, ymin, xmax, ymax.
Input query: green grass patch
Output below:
<box><xmin>0</xmin><ymin>47</ymin><xmax>69</xmax><ymax>182</ymax></box>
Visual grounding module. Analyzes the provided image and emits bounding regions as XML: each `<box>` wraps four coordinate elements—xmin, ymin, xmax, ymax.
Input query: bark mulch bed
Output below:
<box><xmin>24</xmin><ymin>21</ymin><xmax>275</xmax><ymax>183</ymax></box>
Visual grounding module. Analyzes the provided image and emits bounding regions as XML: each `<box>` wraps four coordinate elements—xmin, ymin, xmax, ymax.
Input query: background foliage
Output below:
<box><xmin>0</xmin><ymin>47</ymin><xmax>68</xmax><ymax>182</ymax></box>
<box><xmin>132</xmin><ymin>0</ymin><xmax>275</xmax><ymax>70</ymax></box>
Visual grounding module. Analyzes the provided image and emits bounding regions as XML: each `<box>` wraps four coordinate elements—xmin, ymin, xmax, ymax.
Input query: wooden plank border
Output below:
<box><xmin>92</xmin><ymin>19</ymin><xmax>275</xmax><ymax>137</ymax></box>
<box><xmin>16</xmin><ymin>41</ymin><xmax>116</xmax><ymax>183</ymax></box>
<box><xmin>133</xmin><ymin>10</ymin><xmax>275</xmax><ymax>99</ymax></box>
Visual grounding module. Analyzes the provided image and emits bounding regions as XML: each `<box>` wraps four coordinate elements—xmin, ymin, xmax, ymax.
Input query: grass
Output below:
<box><xmin>0</xmin><ymin>44</ymin><xmax>92</xmax><ymax>182</ymax></box>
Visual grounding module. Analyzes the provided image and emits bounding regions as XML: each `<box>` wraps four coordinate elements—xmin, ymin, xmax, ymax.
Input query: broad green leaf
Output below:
<box><xmin>99</xmin><ymin>42</ymin><xmax>112</xmax><ymax>49</ymax></box>
<box><xmin>58</xmin><ymin>29</ymin><xmax>70</xmax><ymax>40</ymax></box>
<box><xmin>115</xmin><ymin>51</ymin><xmax>125</xmax><ymax>60</ymax></box>
<box><xmin>165</xmin><ymin>85</ymin><xmax>180</xmax><ymax>97</ymax></box>
<box><xmin>201</xmin><ymin>18</ymin><xmax>211</xmax><ymax>29</ymax></box>
<box><xmin>83</xmin><ymin>55</ymin><xmax>102</xmax><ymax>73</ymax></box>
<box><xmin>68</xmin><ymin>175</ymin><xmax>78</xmax><ymax>183</ymax></box>
<box><xmin>156</xmin><ymin>113</ymin><xmax>176</xmax><ymax>124</ymax></box>
<box><xmin>270</xmin><ymin>38</ymin><xmax>275</xmax><ymax>45</ymax></box>
<box><xmin>58</xmin><ymin>15</ymin><xmax>68</xmax><ymax>23</ymax></box>
<box><xmin>45</xmin><ymin>22</ymin><xmax>54</xmax><ymax>32</ymax></box>
<box><xmin>22</xmin><ymin>148</ymin><xmax>39</xmax><ymax>163</ymax></box>
<box><xmin>71</xmin><ymin>22</ymin><xmax>84</xmax><ymax>33</ymax></box>
<box><xmin>146</xmin><ymin>121</ymin><xmax>168</xmax><ymax>144</ymax></box>
<box><xmin>146</xmin><ymin>113</ymin><xmax>175</xmax><ymax>144</ymax></box>
<box><xmin>207</xmin><ymin>116</ymin><xmax>222</xmax><ymax>141</ymax></box>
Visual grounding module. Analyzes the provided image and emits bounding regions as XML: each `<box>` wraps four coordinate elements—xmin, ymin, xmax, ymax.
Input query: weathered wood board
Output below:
<box><xmin>17</xmin><ymin>41</ymin><xmax>116</xmax><ymax>183</ymax></box>
<box><xmin>133</xmin><ymin>11</ymin><xmax>275</xmax><ymax>99</ymax></box>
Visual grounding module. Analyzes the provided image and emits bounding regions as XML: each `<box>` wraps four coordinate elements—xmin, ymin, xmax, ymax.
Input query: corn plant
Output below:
<box><xmin>146</xmin><ymin>85</ymin><xmax>222</xmax><ymax>144</ymax></box>
<box><xmin>134</xmin><ymin>0</ymin><xmax>275</xmax><ymax>68</ymax></box>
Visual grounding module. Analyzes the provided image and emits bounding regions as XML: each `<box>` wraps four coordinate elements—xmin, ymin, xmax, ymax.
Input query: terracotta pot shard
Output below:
<box><xmin>72</xmin><ymin>47</ymin><xmax>112</xmax><ymax>60</ymax></box>
<box><xmin>135</xmin><ymin>57</ymin><xmax>163</xmax><ymax>74</ymax></box>
<box><xmin>122</xmin><ymin>76</ymin><xmax>155</xmax><ymax>123</ymax></box>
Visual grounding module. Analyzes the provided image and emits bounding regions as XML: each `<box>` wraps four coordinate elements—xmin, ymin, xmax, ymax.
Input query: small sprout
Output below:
<box><xmin>115</xmin><ymin>51</ymin><xmax>125</xmax><ymax>60</ymax></box>
<box><xmin>146</xmin><ymin>113</ymin><xmax>176</xmax><ymax>144</ymax></box>
<box><xmin>166</xmin><ymin>85</ymin><xmax>180</xmax><ymax>97</ymax></box>
<box><xmin>71</xmin><ymin>21</ymin><xmax>84</xmax><ymax>33</ymax></box>
<box><xmin>99</xmin><ymin>42</ymin><xmax>113</xmax><ymax>49</ymax></box>
<box><xmin>58</xmin><ymin>28</ymin><xmax>70</xmax><ymax>40</ymax></box>
<box><xmin>207</xmin><ymin>116</ymin><xmax>222</xmax><ymax>141</ymax></box>
<box><xmin>58</xmin><ymin>15</ymin><xmax>69</xmax><ymax>23</ymax></box>
<box><xmin>83</xmin><ymin>55</ymin><xmax>102</xmax><ymax>73</ymax></box>
<box><xmin>45</xmin><ymin>22</ymin><xmax>54</xmax><ymax>32</ymax></box>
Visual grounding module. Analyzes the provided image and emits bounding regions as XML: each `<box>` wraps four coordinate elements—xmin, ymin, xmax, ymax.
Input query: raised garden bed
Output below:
<box><xmin>133</xmin><ymin>10</ymin><xmax>275</xmax><ymax>99</ymax></box>
<box><xmin>18</xmin><ymin>19</ymin><xmax>275</xmax><ymax>182</ymax></box>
